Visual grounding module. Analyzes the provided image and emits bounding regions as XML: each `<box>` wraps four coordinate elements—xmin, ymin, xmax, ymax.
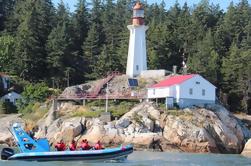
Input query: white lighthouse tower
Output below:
<box><xmin>126</xmin><ymin>2</ymin><xmax>148</xmax><ymax>78</ymax></box>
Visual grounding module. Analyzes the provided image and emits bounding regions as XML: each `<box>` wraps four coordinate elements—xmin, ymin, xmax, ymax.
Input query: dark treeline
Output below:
<box><xmin>0</xmin><ymin>0</ymin><xmax>250</xmax><ymax>113</ymax></box>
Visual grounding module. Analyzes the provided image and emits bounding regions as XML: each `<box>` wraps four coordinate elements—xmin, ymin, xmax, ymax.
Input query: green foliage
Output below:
<box><xmin>73</xmin><ymin>100</ymin><xmax>136</xmax><ymax>118</ymax></box>
<box><xmin>0</xmin><ymin>0</ymin><xmax>251</xmax><ymax>113</ymax></box>
<box><xmin>72</xmin><ymin>110</ymin><xmax>102</xmax><ymax>118</ymax></box>
<box><xmin>21</xmin><ymin>102</ymin><xmax>49</xmax><ymax>121</ymax></box>
<box><xmin>17</xmin><ymin>82</ymin><xmax>51</xmax><ymax>112</ymax></box>
<box><xmin>11</xmin><ymin>0</ymin><xmax>55</xmax><ymax>82</ymax></box>
<box><xmin>0</xmin><ymin>35</ymin><xmax>15</xmax><ymax>72</ymax></box>
<box><xmin>0</xmin><ymin>100</ymin><xmax>17</xmax><ymax>114</ymax></box>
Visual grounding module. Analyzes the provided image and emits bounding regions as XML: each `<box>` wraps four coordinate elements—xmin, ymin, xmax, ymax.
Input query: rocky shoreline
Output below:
<box><xmin>0</xmin><ymin>102</ymin><xmax>251</xmax><ymax>154</ymax></box>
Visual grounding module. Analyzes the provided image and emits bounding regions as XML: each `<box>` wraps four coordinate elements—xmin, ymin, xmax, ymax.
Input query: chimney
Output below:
<box><xmin>172</xmin><ymin>65</ymin><xmax>177</xmax><ymax>75</ymax></box>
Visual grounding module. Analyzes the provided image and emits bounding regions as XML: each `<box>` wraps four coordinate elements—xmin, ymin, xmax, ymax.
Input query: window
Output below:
<box><xmin>5</xmin><ymin>99</ymin><xmax>10</xmax><ymax>102</ymax></box>
<box><xmin>202</xmin><ymin>89</ymin><xmax>206</xmax><ymax>96</ymax></box>
<box><xmin>189</xmin><ymin>88</ymin><xmax>193</xmax><ymax>95</ymax></box>
<box><xmin>196</xmin><ymin>81</ymin><xmax>200</xmax><ymax>84</ymax></box>
<box><xmin>136</xmin><ymin>65</ymin><xmax>139</xmax><ymax>71</ymax></box>
<box><xmin>133</xmin><ymin>10</ymin><xmax>144</xmax><ymax>17</ymax></box>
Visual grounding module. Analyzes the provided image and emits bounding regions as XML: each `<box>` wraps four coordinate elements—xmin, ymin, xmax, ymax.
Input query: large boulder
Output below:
<box><xmin>163</xmin><ymin>115</ymin><xmax>217</xmax><ymax>153</ymax></box>
<box><xmin>162</xmin><ymin>107</ymin><xmax>250</xmax><ymax>153</ymax></box>
<box><xmin>115</xmin><ymin>118</ymin><xmax>131</xmax><ymax>128</ymax></box>
<box><xmin>0</xmin><ymin>114</ymin><xmax>24</xmax><ymax>146</ymax></box>
<box><xmin>241</xmin><ymin>139</ymin><xmax>251</xmax><ymax>157</ymax></box>
<box><xmin>60</xmin><ymin>117</ymin><xmax>85</xmax><ymax>142</ymax></box>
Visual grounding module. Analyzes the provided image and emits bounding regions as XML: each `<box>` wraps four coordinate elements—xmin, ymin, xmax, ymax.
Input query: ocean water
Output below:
<box><xmin>1</xmin><ymin>151</ymin><xmax>251</xmax><ymax>166</ymax></box>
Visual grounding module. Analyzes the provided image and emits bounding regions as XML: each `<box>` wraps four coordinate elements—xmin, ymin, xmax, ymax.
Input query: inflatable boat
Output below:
<box><xmin>1</xmin><ymin>123</ymin><xmax>133</xmax><ymax>161</ymax></box>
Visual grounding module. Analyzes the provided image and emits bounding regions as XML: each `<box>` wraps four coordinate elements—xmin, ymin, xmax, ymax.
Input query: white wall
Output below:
<box><xmin>147</xmin><ymin>75</ymin><xmax>216</xmax><ymax>103</ymax></box>
<box><xmin>2</xmin><ymin>92</ymin><xmax>21</xmax><ymax>105</ymax></box>
<box><xmin>126</xmin><ymin>25</ymin><xmax>148</xmax><ymax>77</ymax></box>
<box><xmin>147</xmin><ymin>87</ymin><xmax>170</xmax><ymax>98</ymax></box>
<box><xmin>179</xmin><ymin>75</ymin><xmax>216</xmax><ymax>101</ymax></box>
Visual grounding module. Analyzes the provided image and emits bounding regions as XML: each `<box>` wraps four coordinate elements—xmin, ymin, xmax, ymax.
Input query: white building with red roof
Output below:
<box><xmin>147</xmin><ymin>74</ymin><xmax>216</xmax><ymax>108</ymax></box>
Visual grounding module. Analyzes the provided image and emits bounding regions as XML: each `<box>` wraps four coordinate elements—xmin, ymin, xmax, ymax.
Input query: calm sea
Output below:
<box><xmin>1</xmin><ymin>151</ymin><xmax>251</xmax><ymax>166</ymax></box>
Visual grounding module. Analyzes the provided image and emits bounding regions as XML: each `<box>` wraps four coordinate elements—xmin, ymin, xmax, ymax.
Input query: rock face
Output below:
<box><xmin>0</xmin><ymin>114</ymin><xmax>24</xmax><ymax>146</ymax></box>
<box><xmin>38</xmin><ymin>102</ymin><xmax>251</xmax><ymax>153</ymax></box>
<box><xmin>1</xmin><ymin>102</ymin><xmax>250</xmax><ymax>154</ymax></box>
<box><xmin>241</xmin><ymin>139</ymin><xmax>251</xmax><ymax>157</ymax></box>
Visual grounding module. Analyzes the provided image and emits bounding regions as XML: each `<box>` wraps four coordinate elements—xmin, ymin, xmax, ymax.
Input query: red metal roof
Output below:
<box><xmin>151</xmin><ymin>74</ymin><xmax>197</xmax><ymax>88</ymax></box>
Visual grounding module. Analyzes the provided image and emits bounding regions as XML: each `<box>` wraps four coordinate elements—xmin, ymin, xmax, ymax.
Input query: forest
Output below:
<box><xmin>0</xmin><ymin>0</ymin><xmax>250</xmax><ymax>113</ymax></box>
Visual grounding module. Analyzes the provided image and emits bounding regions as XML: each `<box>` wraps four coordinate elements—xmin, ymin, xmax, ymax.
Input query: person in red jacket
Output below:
<box><xmin>55</xmin><ymin>139</ymin><xmax>66</xmax><ymax>151</ymax></box>
<box><xmin>69</xmin><ymin>139</ymin><xmax>77</xmax><ymax>151</ymax></box>
<box><xmin>80</xmin><ymin>139</ymin><xmax>91</xmax><ymax>150</ymax></box>
<box><xmin>94</xmin><ymin>140</ymin><xmax>103</xmax><ymax>150</ymax></box>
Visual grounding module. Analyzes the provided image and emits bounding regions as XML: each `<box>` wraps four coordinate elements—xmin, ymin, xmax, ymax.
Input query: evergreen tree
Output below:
<box><xmin>13</xmin><ymin>0</ymin><xmax>55</xmax><ymax>81</ymax></box>
<box><xmin>188</xmin><ymin>30</ymin><xmax>220</xmax><ymax>84</ymax></box>
<box><xmin>0</xmin><ymin>0</ymin><xmax>15</xmax><ymax>32</ymax></box>
<box><xmin>15</xmin><ymin>0</ymin><xmax>53</xmax><ymax>81</ymax></box>
<box><xmin>221</xmin><ymin>43</ymin><xmax>251</xmax><ymax>112</ymax></box>
<box><xmin>0</xmin><ymin>35</ymin><xmax>15</xmax><ymax>72</ymax></box>
<box><xmin>46</xmin><ymin>1</ymin><xmax>74</xmax><ymax>88</ymax></box>
<box><xmin>82</xmin><ymin>0</ymin><xmax>105</xmax><ymax>79</ymax></box>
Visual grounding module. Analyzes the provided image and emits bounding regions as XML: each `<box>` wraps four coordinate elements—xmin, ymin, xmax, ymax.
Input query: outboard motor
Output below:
<box><xmin>1</xmin><ymin>148</ymin><xmax>15</xmax><ymax>160</ymax></box>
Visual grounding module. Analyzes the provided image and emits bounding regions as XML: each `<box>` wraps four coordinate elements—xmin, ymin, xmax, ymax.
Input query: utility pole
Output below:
<box><xmin>105</xmin><ymin>82</ymin><xmax>109</xmax><ymax>112</ymax></box>
<box><xmin>66</xmin><ymin>70</ymin><xmax>70</xmax><ymax>87</ymax></box>
<box><xmin>52</xmin><ymin>78</ymin><xmax>55</xmax><ymax>89</ymax></box>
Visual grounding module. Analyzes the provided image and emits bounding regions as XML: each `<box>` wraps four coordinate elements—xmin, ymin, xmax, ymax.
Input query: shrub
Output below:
<box><xmin>17</xmin><ymin>82</ymin><xmax>52</xmax><ymax>112</ymax></box>
<box><xmin>21</xmin><ymin>102</ymin><xmax>49</xmax><ymax>121</ymax></box>
<box><xmin>72</xmin><ymin>110</ymin><xmax>102</xmax><ymax>118</ymax></box>
<box><xmin>0</xmin><ymin>100</ymin><xmax>17</xmax><ymax>114</ymax></box>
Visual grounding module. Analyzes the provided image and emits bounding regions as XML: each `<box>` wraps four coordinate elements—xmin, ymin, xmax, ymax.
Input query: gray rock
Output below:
<box><xmin>242</xmin><ymin>139</ymin><xmax>251</xmax><ymax>157</ymax></box>
<box><xmin>0</xmin><ymin>114</ymin><xmax>24</xmax><ymax>144</ymax></box>
<box><xmin>116</xmin><ymin>118</ymin><xmax>131</xmax><ymax>128</ymax></box>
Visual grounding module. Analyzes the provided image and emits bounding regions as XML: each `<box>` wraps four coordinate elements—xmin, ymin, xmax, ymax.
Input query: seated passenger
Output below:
<box><xmin>94</xmin><ymin>140</ymin><xmax>104</xmax><ymax>150</ymax></box>
<box><xmin>27</xmin><ymin>129</ymin><xmax>35</xmax><ymax>139</ymax></box>
<box><xmin>80</xmin><ymin>139</ymin><xmax>91</xmax><ymax>150</ymax></box>
<box><xmin>69</xmin><ymin>139</ymin><xmax>77</xmax><ymax>151</ymax></box>
<box><xmin>55</xmin><ymin>139</ymin><xmax>66</xmax><ymax>151</ymax></box>
<box><xmin>27</xmin><ymin>126</ymin><xmax>38</xmax><ymax>139</ymax></box>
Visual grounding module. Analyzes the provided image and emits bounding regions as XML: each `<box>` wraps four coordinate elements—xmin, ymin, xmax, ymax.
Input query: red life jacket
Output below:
<box><xmin>81</xmin><ymin>142</ymin><xmax>91</xmax><ymax>150</ymax></box>
<box><xmin>69</xmin><ymin>142</ymin><xmax>77</xmax><ymax>151</ymax></box>
<box><xmin>55</xmin><ymin>142</ymin><xmax>66</xmax><ymax>151</ymax></box>
<box><xmin>94</xmin><ymin>143</ymin><xmax>102</xmax><ymax>150</ymax></box>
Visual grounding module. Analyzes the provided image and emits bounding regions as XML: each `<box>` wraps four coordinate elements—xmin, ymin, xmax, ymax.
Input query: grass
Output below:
<box><xmin>71</xmin><ymin>106</ymin><xmax>102</xmax><ymax>118</ymax></box>
<box><xmin>21</xmin><ymin>102</ymin><xmax>49</xmax><ymax>122</ymax></box>
<box><xmin>71</xmin><ymin>100</ymin><xmax>138</xmax><ymax>119</ymax></box>
<box><xmin>71</xmin><ymin>110</ymin><xmax>102</xmax><ymax>118</ymax></box>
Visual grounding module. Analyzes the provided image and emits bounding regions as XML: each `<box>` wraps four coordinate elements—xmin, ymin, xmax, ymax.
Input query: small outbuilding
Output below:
<box><xmin>147</xmin><ymin>74</ymin><xmax>216</xmax><ymax>108</ymax></box>
<box><xmin>1</xmin><ymin>91</ymin><xmax>22</xmax><ymax>105</ymax></box>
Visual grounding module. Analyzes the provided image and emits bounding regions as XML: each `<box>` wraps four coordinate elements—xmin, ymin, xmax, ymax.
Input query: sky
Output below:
<box><xmin>52</xmin><ymin>0</ymin><xmax>250</xmax><ymax>11</ymax></box>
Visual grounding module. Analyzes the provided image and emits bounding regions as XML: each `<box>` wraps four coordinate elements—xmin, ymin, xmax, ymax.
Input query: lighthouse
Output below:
<box><xmin>126</xmin><ymin>2</ymin><xmax>148</xmax><ymax>78</ymax></box>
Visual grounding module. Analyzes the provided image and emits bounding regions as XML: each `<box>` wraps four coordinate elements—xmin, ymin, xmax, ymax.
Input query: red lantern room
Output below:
<box><xmin>132</xmin><ymin>2</ymin><xmax>144</xmax><ymax>26</ymax></box>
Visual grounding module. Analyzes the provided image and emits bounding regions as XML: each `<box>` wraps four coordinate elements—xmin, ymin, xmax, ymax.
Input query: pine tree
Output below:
<box><xmin>12</xmin><ymin>0</ymin><xmax>55</xmax><ymax>81</ymax></box>
<box><xmin>46</xmin><ymin>1</ymin><xmax>74</xmax><ymax>88</ymax></box>
<box><xmin>0</xmin><ymin>35</ymin><xmax>15</xmax><ymax>73</ymax></box>
<box><xmin>82</xmin><ymin>0</ymin><xmax>105</xmax><ymax>80</ymax></box>
<box><xmin>221</xmin><ymin>43</ymin><xmax>251</xmax><ymax>112</ymax></box>
<box><xmin>0</xmin><ymin>0</ymin><xmax>15</xmax><ymax>32</ymax></box>
<box><xmin>72</xmin><ymin>0</ymin><xmax>89</xmax><ymax>54</ymax></box>
<box><xmin>14</xmin><ymin>0</ymin><xmax>53</xmax><ymax>82</ymax></box>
